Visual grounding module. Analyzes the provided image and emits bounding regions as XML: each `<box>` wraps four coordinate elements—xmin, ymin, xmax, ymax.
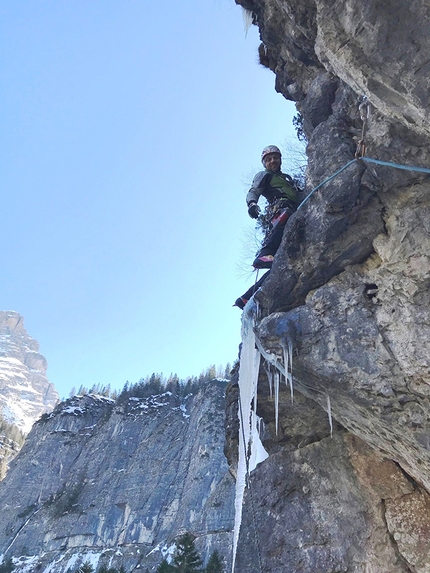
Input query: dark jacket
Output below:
<box><xmin>246</xmin><ymin>170</ymin><xmax>298</xmax><ymax>207</ymax></box>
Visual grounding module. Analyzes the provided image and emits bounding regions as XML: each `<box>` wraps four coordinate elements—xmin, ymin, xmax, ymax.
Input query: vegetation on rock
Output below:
<box><xmin>155</xmin><ymin>534</ymin><xmax>224</xmax><ymax>573</ymax></box>
<box><xmin>70</xmin><ymin>363</ymin><xmax>232</xmax><ymax>402</ymax></box>
<box><xmin>0</xmin><ymin>413</ymin><xmax>25</xmax><ymax>479</ymax></box>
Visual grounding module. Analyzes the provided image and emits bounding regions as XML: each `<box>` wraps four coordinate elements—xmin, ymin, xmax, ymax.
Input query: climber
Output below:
<box><xmin>247</xmin><ymin>145</ymin><xmax>300</xmax><ymax>269</ymax></box>
<box><xmin>234</xmin><ymin>145</ymin><xmax>300</xmax><ymax>309</ymax></box>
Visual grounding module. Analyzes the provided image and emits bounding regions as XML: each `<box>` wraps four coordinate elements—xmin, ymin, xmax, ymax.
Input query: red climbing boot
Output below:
<box><xmin>252</xmin><ymin>254</ymin><xmax>274</xmax><ymax>269</ymax></box>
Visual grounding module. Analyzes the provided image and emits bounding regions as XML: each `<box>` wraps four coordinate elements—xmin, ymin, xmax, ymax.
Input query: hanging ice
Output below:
<box><xmin>255</xmin><ymin>336</ymin><xmax>293</xmax><ymax>441</ymax></box>
<box><xmin>241</xmin><ymin>8</ymin><xmax>254</xmax><ymax>35</ymax></box>
<box><xmin>264</xmin><ymin>362</ymin><xmax>273</xmax><ymax>399</ymax></box>
<box><xmin>274</xmin><ymin>370</ymin><xmax>280</xmax><ymax>435</ymax></box>
<box><xmin>326</xmin><ymin>395</ymin><xmax>333</xmax><ymax>437</ymax></box>
<box><xmin>282</xmin><ymin>339</ymin><xmax>294</xmax><ymax>403</ymax></box>
<box><xmin>232</xmin><ymin>300</ymin><xmax>268</xmax><ymax>573</ymax></box>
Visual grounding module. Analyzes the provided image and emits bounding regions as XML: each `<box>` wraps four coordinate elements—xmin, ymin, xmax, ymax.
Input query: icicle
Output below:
<box><xmin>265</xmin><ymin>362</ymin><xmax>273</xmax><ymax>399</ymax></box>
<box><xmin>255</xmin><ymin>336</ymin><xmax>286</xmax><ymax>379</ymax></box>
<box><xmin>274</xmin><ymin>370</ymin><xmax>280</xmax><ymax>435</ymax></box>
<box><xmin>326</xmin><ymin>395</ymin><xmax>333</xmax><ymax>437</ymax></box>
<box><xmin>241</xmin><ymin>7</ymin><xmax>254</xmax><ymax>36</ymax></box>
<box><xmin>282</xmin><ymin>340</ymin><xmax>294</xmax><ymax>404</ymax></box>
<box><xmin>256</xmin><ymin>414</ymin><xmax>265</xmax><ymax>439</ymax></box>
<box><xmin>232</xmin><ymin>301</ymin><xmax>268</xmax><ymax>573</ymax></box>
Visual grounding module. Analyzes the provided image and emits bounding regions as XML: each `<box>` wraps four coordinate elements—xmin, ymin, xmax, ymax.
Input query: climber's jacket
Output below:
<box><xmin>246</xmin><ymin>169</ymin><xmax>299</xmax><ymax>212</ymax></box>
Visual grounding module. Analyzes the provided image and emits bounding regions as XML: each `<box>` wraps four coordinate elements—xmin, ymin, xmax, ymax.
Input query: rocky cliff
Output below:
<box><xmin>227</xmin><ymin>0</ymin><xmax>430</xmax><ymax>571</ymax></box>
<box><xmin>0</xmin><ymin>311</ymin><xmax>58</xmax><ymax>479</ymax></box>
<box><xmin>0</xmin><ymin>382</ymin><xmax>234</xmax><ymax>572</ymax></box>
<box><xmin>0</xmin><ymin>311</ymin><xmax>58</xmax><ymax>434</ymax></box>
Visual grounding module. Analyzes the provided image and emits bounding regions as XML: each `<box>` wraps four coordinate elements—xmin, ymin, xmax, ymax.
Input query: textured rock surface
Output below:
<box><xmin>0</xmin><ymin>311</ymin><xmax>58</xmax><ymax>480</ymax></box>
<box><xmin>0</xmin><ymin>382</ymin><xmax>234</xmax><ymax>572</ymax></box>
<box><xmin>230</xmin><ymin>0</ymin><xmax>430</xmax><ymax>571</ymax></box>
<box><xmin>0</xmin><ymin>311</ymin><xmax>58</xmax><ymax>434</ymax></box>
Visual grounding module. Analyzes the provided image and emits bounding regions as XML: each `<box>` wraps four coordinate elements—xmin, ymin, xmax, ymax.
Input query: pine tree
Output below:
<box><xmin>205</xmin><ymin>550</ymin><xmax>224</xmax><ymax>573</ymax></box>
<box><xmin>97</xmin><ymin>566</ymin><xmax>123</xmax><ymax>573</ymax></box>
<box><xmin>0</xmin><ymin>557</ymin><xmax>14</xmax><ymax>573</ymax></box>
<box><xmin>207</xmin><ymin>365</ymin><xmax>216</xmax><ymax>379</ymax></box>
<box><xmin>223</xmin><ymin>363</ymin><xmax>232</xmax><ymax>379</ymax></box>
<box><xmin>173</xmin><ymin>533</ymin><xmax>203</xmax><ymax>573</ymax></box>
<box><xmin>156</xmin><ymin>560</ymin><xmax>174</xmax><ymax>573</ymax></box>
<box><xmin>76</xmin><ymin>562</ymin><xmax>94</xmax><ymax>573</ymax></box>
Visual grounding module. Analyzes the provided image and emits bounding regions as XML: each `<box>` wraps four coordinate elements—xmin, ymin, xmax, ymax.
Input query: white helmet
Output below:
<box><xmin>261</xmin><ymin>145</ymin><xmax>281</xmax><ymax>164</ymax></box>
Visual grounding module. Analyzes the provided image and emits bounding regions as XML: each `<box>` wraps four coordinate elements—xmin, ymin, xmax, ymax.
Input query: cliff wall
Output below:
<box><xmin>0</xmin><ymin>311</ymin><xmax>58</xmax><ymax>479</ymax></box>
<box><xmin>0</xmin><ymin>311</ymin><xmax>58</xmax><ymax>434</ymax></box>
<box><xmin>229</xmin><ymin>1</ymin><xmax>430</xmax><ymax>571</ymax></box>
<box><xmin>0</xmin><ymin>382</ymin><xmax>234</xmax><ymax>572</ymax></box>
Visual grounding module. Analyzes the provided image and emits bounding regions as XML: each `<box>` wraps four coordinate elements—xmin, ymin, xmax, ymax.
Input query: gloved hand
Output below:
<box><xmin>248</xmin><ymin>203</ymin><xmax>261</xmax><ymax>219</ymax></box>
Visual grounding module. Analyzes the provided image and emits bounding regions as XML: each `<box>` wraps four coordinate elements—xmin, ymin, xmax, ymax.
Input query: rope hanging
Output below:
<box><xmin>297</xmin><ymin>155</ymin><xmax>430</xmax><ymax>212</ymax></box>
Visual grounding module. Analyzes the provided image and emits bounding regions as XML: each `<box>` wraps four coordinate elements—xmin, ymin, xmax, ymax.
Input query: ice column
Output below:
<box><xmin>232</xmin><ymin>300</ymin><xmax>268</xmax><ymax>573</ymax></box>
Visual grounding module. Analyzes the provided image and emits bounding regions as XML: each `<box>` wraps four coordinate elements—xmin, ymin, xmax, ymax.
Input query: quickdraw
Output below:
<box><xmin>355</xmin><ymin>96</ymin><xmax>371</xmax><ymax>159</ymax></box>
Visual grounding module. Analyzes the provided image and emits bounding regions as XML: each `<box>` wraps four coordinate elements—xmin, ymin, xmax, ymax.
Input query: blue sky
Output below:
<box><xmin>0</xmin><ymin>1</ymin><xmax>298</xmax><ymax>399</ymax></box>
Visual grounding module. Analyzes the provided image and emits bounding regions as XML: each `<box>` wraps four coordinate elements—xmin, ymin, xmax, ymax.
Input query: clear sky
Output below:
<box><xmin>0</xmin><ymin>1</ymin><xmax>298</xmax><ymax>399</ymax></box>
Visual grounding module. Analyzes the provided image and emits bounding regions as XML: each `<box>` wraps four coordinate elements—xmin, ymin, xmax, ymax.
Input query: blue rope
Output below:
<box><xmin>361</xmin><ymin>157</ymin><xmax>430</xmax><ymax>174</ymax></box>
<box><xmin>297</xmin><ymin>159</ymin><xmax>357</xmax><ymax>211</ymax></box>
<box><xmin>297</xmin><ymin>156</ymin><xmax>430</xmax><ymax>211</ymax></box>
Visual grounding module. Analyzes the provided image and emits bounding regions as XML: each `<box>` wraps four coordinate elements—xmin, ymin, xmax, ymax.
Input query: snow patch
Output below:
<box><xmin>12</xmin><ymin>555</ymin><xmax>40</xmax><ymax>573</ymax></box>
<box><xmin>146</xmin><ymin>542</ymin><xmax>176</xmax><ymax>563</ymax></box>
<box><xmin>62</xmin><ymin>551</ymin><xmax>102</xmax><ymax>573</ymax></box>
<box><xmin>180</xmin><ymin>404</ymin><xmax>190</xmax><ymax>418</ymax></box>
<box><xmin>62</xmin><ymin>406</ymin><xmax>85</xmax><ymax>415</ymax></box>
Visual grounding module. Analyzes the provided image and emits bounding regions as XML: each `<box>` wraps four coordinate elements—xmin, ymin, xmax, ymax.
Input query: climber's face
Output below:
<box><xmin>264</xmin><ymin>153</ymin><xmax>281</xmax><ymax>171</ymax></box>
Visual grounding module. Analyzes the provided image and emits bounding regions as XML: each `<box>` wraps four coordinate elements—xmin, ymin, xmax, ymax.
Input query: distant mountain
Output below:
<box><xmin>0</xmin><ymin>311</ymin><xmax>59</xmax><ymax>479</ymax></box>
<box><xmin>0</xmin><ymin>311</ymin><xmax>58</xmax><ymax>434</ymax></box>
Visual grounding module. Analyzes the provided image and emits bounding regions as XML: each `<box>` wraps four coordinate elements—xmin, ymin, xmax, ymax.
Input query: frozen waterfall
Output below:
<box><xmin>231</xmin><ymin>300</ymin><xmax>268</xmax><ymax>573</ymax></box>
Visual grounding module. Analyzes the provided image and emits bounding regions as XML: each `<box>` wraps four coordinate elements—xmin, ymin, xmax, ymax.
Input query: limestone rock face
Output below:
<box><xmin>0</xmin><ymin>311</ymin><xmax>58</xmax><ymax>480</ymax></box>
<box><xmin>0</xmin><ymin>311</ymin><xmax>58</xmax><ymax>435</ymax></box>
<box><xmin>0</xmin><ymin>382</ymin><xmax>234</xmax><ymax>572</ymax></box>
<box><xmin>230</xmin><ymin>0</ymin><xmax>430</xmax><ymax>571</ymax></box>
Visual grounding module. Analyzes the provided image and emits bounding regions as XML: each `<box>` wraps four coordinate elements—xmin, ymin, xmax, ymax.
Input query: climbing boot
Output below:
<box><xmin>233</xmin><ymin>297</ymin><xmax>248</xmax><ymax>310</ymax></box>
<box><xmin>252</xmin><ymin>254</ymin><xmax>274</xmax><ymax>269</ymax></box>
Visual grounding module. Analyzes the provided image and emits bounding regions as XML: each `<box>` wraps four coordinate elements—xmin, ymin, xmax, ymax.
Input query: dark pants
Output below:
<box><xmin>238</xmin><ymin>271</ymin><xmax>270</xmax><ymax>305</ymax></box>
<box><xmin>257</xmin><ymin>209</ymin><xmax>294</xmax><ymax>257</ymax></box>
<box><xmin>258</xmin><ymin>222</ymin><xmax>287</xmax><ymax>257</ymax></box>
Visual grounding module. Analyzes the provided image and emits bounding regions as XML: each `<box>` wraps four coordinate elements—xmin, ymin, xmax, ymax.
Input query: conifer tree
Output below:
<box><xmin>223</xmin><ymin>363</ymin><xmax>232</xmax><ymax>379</ymax></box>
<box><xmin>97</xmin><ymin>565</ymin><xmax>125</xmax><ymax>573</ymax></box>
<box><xmin>155</xmin><ymin>559</ymin><xmax>174</xmax><ymax>573</ymax></box>
<box><xmin>76</xmin><ymin>562</ymin><xmax>94</xmax><ymax>573</ymax></box>
<box><xmin>173</xmin><ymin>533</ymin><xmax>203</xmax><ymax>573</ymax></box>
<box><xmin>205</xmin><ymin>550</ymin><xmax>224</xmax><ymax>573</ymax></box>
<box><xmin>0</xmin><ymin>557</ymin><xmax>14</xmax><ymax>573</ymax></box>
